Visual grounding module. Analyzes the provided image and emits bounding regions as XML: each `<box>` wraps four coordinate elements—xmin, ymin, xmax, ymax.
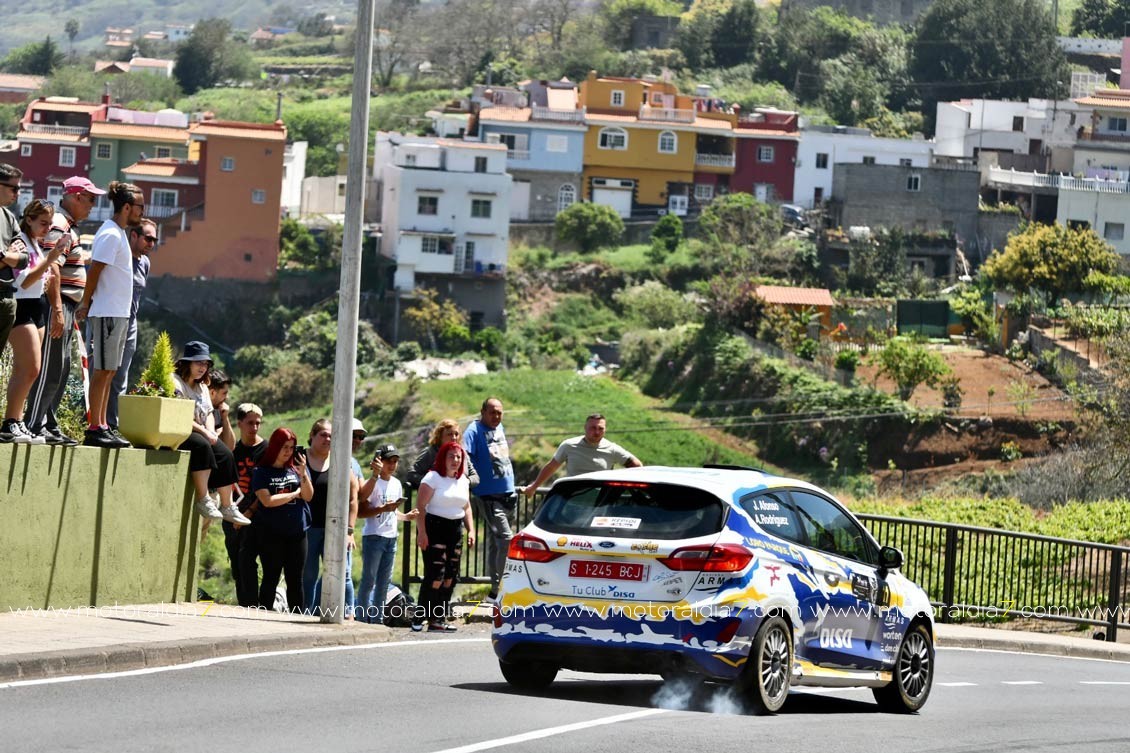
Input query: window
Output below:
<box><xmin>651</xmin><ymin>92</ymin><xmax>664</xmax><ymax>105</ymax></box>
<box><xmin>862</xmin><ymin>156</ymin><xmax>876</xmax><ymax>165</ymax></box>
<box><xmin>405</xmin><ymin>154</ymin><xmax>417</xmax><ymax>167</ymax></box>
<box><xmin>151</xmin><ymin>188</ymin><xmax>178</xmax><ymax>211</ymax></box>
<box><xmin>739</xmin><ymin>492</ymin><xmax>802</xmax><ymax>544</ymax></box>
<box><xmin>694</xmin><ymin>183</ymin><xmax>714</xmax><ymax>201</ymax></box>
<box><xmin>59</xmin><ymin>146</ymin><xmax>75</xmax><ymax>168</ymax></box>
<box><xmin>611</xmin><ymin>90</ymin><xmax>625</xmax><ymax>107</ymax></box>
<box><xmin>421</xmin><ymin>236</ymin><xmax>452</xmax><ymax>255</ymax></box>
<box><xmin>96</xmin><ymin>143</ymin><xmax>112</xmax><ymax>160</ymax></box>
<box><xmin>497</xmin><ymin>133</ymin><xmax>518</xmax><ymax>150</ymax></box>
<box><xmin>471</xmin><ymin>198</ymin><xmax>492</xmax><ymax>218</ymax></box>
<box><xmin>1105</xmin><ymin>222</ymin><xmax>1125</xmax><ymax>241</ymax></box>
<box><xmin>757</xmin><ymin>145</ymin><xmax>774</xmax><ymax>163</ymax></box>
<box><xmin>899</xmin><ymin>158</ymin><xmax>913</xmax><ymax>167</ymax></box>
<box><xmin>1067</xmin><ymin>219</ymin><xmax>1091</xmax><ymax>231</ymax></box>
<box><xmin>464</xmin><ymin>240</ymin><xmax>475</xmax><ymax>267</ymax></box>
<box><xmin>1012</xmin><ymin>116</ymin><xmax>1024</xmax><ymax>132</ymax></box>
<box><xmin>658</xmin><ymin>131</ymin><xmax>677</xmax><ymax>154</ymax></box>
<box><xmin>337</xmin><ymin>182</ymin><xmax>346</xmax><ymax>197</ymax></box>
<box><xmin>815</xmin><ymin>152</ymin><xmax>828</xmax><ymax>169</ymax></box>
<box><xmin>155</xmin><ymin>146</ymin><xmax>172</xmax><ymax>159</ymax></box>
<box><xmin>46</xmin><ymin>186</ymin><xmax>63</xmax><ymax>204</ymax></box>
<box><xmin>906</xmin><ymin>174</ymin><xmax>921</xmax><ymax>191</ymax></box>
<box><xmin>598</xmin><ymin>127</ymin><xmax>628</xmax><ymax>150</ymax></box>
<box><xmin>546</xmin><ymin>135</ymin><xmax>568</xmax><ymax>153</ymax></box>
<box><xmin>251</xmin><ymin>189</ymin><xmax>266</xmax><ymax>204</ymax></box>
<box><xmin>1110</xmin><ymin>117</ymin><xmax>1128</xmax><ymax>132</ymax></box>
<box><xmin>474</xmin><ymin>156</ymin><xmax>487</xmax><ymax>173</ymax></box>
<box><xmin>556</xmin><ymin>184</ymin><xmax>576</xmax><ymax>214</ymax></box>
<box><xmin>418</xmin><ymin>195</ymin><xmax>438</xmax><ymax>215</ymax></box>
<box><xmin>813</xmin><ymin>187</ymin><xmax>824</xmax><ymax>203</ymax></box>
<box><xmin>789</xmin><ymin>490</ymin><xmax>878</xmax><ymax>565</ymax></box>
<box><xmin>20</xmin><ymin>143</ymin><xmax>31</xmax><ymax>157</ymax></box>
<box><xmin>221</xmin><ymin>157</ymin><xmax>235</xmax><ymax>171</ymax></box>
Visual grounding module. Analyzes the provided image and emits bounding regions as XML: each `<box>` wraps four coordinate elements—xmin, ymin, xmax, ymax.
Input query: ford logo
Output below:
<box><xmin>598</xmin><ymin>541</ymin><xmax>616</xmax><ymax>549</ymax></box>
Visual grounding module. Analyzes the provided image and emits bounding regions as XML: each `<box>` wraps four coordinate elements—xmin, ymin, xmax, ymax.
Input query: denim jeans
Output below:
<box><xmin>357</xmin><ymin>534</ymin><xmax>398</xmax><ymax>623</ymax></box>
<box><xmin>304</xmin><ymin>526</ymin><xmax>355</xmax><ymax>618</ymax></box>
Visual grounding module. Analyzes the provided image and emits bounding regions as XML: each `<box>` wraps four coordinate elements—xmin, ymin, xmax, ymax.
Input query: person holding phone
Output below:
<box><xmin>357</xmin><ymin>444</ymin><xmax>419</xmax><ymax>624</ymax></box>
<box><xmin>252</xmin><ymin>427</ymin><xmax>314</xmax><ymax>612</ymax></box>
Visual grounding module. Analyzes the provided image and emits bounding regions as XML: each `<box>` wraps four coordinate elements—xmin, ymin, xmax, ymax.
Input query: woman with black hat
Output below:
<box><xmin>174</xmin><ymin>340</ymin><xmax>251</xmax><ymax>524</ymax></box>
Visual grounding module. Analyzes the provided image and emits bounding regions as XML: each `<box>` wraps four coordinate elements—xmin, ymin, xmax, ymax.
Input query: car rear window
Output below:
<box><xmin>534</xmin><ymin>481</ymin><xmax>725</xmax><ymax>539</ymax></box>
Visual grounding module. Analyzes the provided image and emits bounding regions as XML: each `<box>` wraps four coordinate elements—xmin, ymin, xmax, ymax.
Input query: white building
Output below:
<box><xmin>793</xmin><ymin>124</ymin><xmax>933</xmax><ymax>209</ymax></box>
<box><xmin>282</xmin><ymin>140</ymin><xmax>308</xmax><ymax>217</ymax></box>
<box><xmin>375</xmin><ymin>132</ymin><xmax>511</xmax><ymax>330</ymax></box>
<box><xmin>935</xmin><ymin>98</ymin><xmax>1086</xmax><ymax>173</ymax></box>
<box><xmin>299</xmin><ymin>175</ymin><xmax>347</xmax><ymax>218</ymax></box>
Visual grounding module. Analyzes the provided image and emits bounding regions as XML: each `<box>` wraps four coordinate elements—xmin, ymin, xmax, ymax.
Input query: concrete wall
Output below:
<box><xmin>1</xmin><ymin>445</ymin><xmax>197</xmax><ymax>610</ymax></box>
<box><xmin>833</xmin><ymin>164</ymin><xmax>980</xmax><ymax>241</ymax></box>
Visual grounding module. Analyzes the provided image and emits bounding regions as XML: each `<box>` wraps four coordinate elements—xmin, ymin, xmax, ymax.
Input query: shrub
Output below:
<box><xmin>1000</xmin><ymin>441</ymin><xmax>1022</xmax><ymax>462</ymax></box>
<box><xmin>941</xmin><ymin>375</ymin><xmax>964</xmax><ymax>410</ymax></box>
<box><xmin>230</xmin><ymin>344</ymin><xmax>297</xmax><ymax>380</ymax></box>
<box><xmin>239</xmin><ymin>362</ymin><xmax>332</xmax><ymax>414</ymax></box>
<box><xmin>795</xmin><ymin>338</ymin><xmax>818</xmax><ymax>361</ymax></box>
<box><xmin>871</xmin><ymin>337</ymin><xmax>950</xmax><ymax>400</ymax></box>
<box><xmin>650</xmin><ymin>213</ymin><xmax>683</xmax><ymax>255</ymax></box>
<box><xmin>555</xmin><ymin>202</ymin><xmax>624</xmax><ymax>252</ymax></box>
<box><xmin>614</xmin><ymin>281</ymin><xmax>699</xmax><ymax>329</ymax></box>
<box><xmin>395</xmin><ymin>340</ymin><xmax>423</xmax><ymax>362</ymax></box>
<box><xmin>134</xmin><ymin>331</ymin><xmax>177</xmax><ymax>397</ymax></box>
<box><xmin>834</xmin><ymin>349</ymin><xmax>860</xmax><ymax>371</ymax></box>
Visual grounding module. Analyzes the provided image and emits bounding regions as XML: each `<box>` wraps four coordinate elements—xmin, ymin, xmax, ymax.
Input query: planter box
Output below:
<box><xmin>118</xmin><ymin>395</ymin><xmax>194</xmax><ymax>450</ymax></box>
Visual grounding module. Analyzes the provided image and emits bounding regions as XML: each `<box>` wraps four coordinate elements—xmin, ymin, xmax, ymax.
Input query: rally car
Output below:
<box><xmin>491</xmin><ymin>466</ymin><xmax>935</xmax><ymax>714</ymax></box>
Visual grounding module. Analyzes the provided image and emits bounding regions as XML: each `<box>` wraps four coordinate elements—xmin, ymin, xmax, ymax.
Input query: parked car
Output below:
<box><xmin>780</xmin><ymin>203</ymin><xmax>808</xmax><ymax>228</ymax></box>
<box><xmin>492</xmin><ymin>466</ymin><xmax>935</xmax><ymax>714</ymax></box>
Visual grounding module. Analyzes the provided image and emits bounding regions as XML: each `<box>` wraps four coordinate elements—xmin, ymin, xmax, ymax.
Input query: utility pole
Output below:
<box><xmin>321</xmin><ymin>0</ymin><xmax>375</xmax><ymax>624</ymax></box>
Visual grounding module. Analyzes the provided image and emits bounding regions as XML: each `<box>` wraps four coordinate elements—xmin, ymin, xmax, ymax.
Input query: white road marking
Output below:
<box><xmin>1001</xmin><ymin>681</ymin><xmax>1043</xmax><ymax>685</ymax></box>
<box><xmin>938</xmin><ymin>682</ymin><xmax>978</xmax><ymax>687</ymax></box>
<box><xmin>0</xmin><ymin>638</ymin><xmax>489</xmax><ymax>690</ymax></box>
<box><xmin>425</xmin><ymin>709</ymin><xmax>668</xmax><ymax>753</ymax></box>
<box><xmin>1079</xmin><ymin>681</ymin><xmax>1130</xmax><ymax>685</ymax></box>
<box><xmin>939</xmin><ymin>647</ymin><xmax>1130</xmax><ymax>665</ymax></box>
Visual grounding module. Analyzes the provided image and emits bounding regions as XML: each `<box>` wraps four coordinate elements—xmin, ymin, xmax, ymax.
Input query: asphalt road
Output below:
<box><xmin>4</xmin><ymin>624</ymin><xmax>1129</xmax><ymax>753</ymax></box>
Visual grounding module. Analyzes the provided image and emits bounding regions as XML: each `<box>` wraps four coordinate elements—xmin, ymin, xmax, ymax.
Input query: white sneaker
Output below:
<box><xmin>195</xmin><ymin>496</ymin><xmax>223</xmax><ymax>519</ymax></box>
<box><xmin>220</xmin><ymin>505</ymin><xmax>251</xmax><ymax>525</ymax></box>
<box><xmin>20</xmin><ymin>422</ymin><xmax>46</xmax><ymax>445</ymax></box>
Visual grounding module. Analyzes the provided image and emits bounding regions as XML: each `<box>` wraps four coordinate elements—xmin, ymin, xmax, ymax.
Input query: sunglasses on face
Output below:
<box><xmin>0</xmin><ymin>183</ymin><xmax>18</xmax><ymax>190</ymax></box>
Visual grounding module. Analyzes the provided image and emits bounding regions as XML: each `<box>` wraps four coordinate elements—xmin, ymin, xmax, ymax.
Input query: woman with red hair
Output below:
<box><xmin>413</xmin><ymin>441</ymin><xmax>475</xmax><ymax>632</ymax></box>
<box><xmin>252</xmin><ymin>427</ymin><xmax>314</xmax><ymax>612</ymax></box>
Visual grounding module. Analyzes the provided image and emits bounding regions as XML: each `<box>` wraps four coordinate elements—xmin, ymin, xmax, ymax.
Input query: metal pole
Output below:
<box><xmin>321</xmin><ymin>0</ymin><xmax>376</xmax><ymax>623</ymax></box>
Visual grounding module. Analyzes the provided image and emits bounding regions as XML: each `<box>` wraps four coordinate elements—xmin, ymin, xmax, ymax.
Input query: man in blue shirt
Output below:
<box><xmin>462</xmin><ymin>397</ymin><xmax>515</xmax><ymax>602</ymax></box>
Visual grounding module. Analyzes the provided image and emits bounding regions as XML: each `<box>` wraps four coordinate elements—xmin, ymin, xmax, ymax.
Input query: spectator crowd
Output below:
<box><xmin>2</xmin><ymin>162</ymin><xmax>643</xmax><ymax>628</ymax></box>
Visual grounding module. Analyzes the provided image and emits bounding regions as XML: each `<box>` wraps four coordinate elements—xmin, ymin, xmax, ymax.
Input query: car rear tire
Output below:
<box><xmin>740</xmin><ymin>615</ymin><xmax>792</xmax><ymax>714</ymax></box>
<box><xmin>499</xmin><ymin>659</ymin><xmax>558</xmax><ymax>690</ymax></box>
<box><xmin>872</xmin><ymin>622</ymin><xmax>934</xmax><ymax>713</ymax></box>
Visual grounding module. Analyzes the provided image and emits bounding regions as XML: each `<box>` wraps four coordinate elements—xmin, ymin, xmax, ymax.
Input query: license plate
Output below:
<box><xmin>568</xmin><ymin>560</ymin><xmax>647</xmax><ymax>581</ymax></box>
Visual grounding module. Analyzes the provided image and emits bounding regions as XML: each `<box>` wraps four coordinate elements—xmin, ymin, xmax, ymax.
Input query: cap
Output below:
<box><xmin>178</xmin><ymin>340</ymin><xmax>212</xmax><ymax>362</ymax></box>
<box><xmin>376</xmin><ymin>443</ymin><xmax>400</xmax><ymax>460</ymax></box>
<box><xmin>63</xmin><ymin>176</ymin><xmax>106</xmax><ymax>196</ymax></box>
<box><xmin>351</xmin><ymin>418</ymin><xmax>366</xmax><ymax>435</ymax></box>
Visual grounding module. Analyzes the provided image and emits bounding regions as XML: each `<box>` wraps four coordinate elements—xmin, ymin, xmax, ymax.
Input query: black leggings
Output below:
<box><xmin>417</xmin><ymin>514</ymin><xmax>464</xmax><ymax>625</ymax></box>
<box><xmin>179</xmin><ymin>431</ymin><xmax>238</xmax><ymax>488</ymax></box>
<box><xmin>256</xmin><ymin>527</ymin><xmax>307</xmax><ymax>613</ymax></box>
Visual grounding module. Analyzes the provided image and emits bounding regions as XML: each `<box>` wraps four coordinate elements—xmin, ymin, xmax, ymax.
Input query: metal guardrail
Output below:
<box><xmin>393</xmin><ymin>489</ymin><xmax>1127</xmax><ymax>641</ymax></box>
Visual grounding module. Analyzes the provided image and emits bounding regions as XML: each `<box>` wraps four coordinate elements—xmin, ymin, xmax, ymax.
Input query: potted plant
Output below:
<box><xmin>117</xmin><ymin>332</ymin><xmax>194</xmax><ymax>450</ymax></box>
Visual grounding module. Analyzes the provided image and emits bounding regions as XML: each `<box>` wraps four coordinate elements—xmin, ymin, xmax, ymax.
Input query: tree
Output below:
<box><xmin>650</xmin><ymin>213</ymin><xmax>683</xmax><ymax>257</ymax></box>
<box><xmin>174</xmin><ymin>19</ymin><xmax>257</xmax><ymax>95</ymax></box>
<box><xmin>64</xmin><ymin>19</ymin><xmax>80</xmax><ymax>55</ymax></box>
<box><xmin>872</xmin><ymin>337</ymin><xmax>951</xmax><ymax>400</ymax></box>
<box><xmin>847</xmin><ymin>229</ymin><xmax>908</xmax><ymax>296</ymax></box>
<box><xmin>527</xmin><ymin>0</ymin><xmax>581</xmax><ymax>52</ymax></box>
<box><xmin>675</xmin><ymin>0</ymin><xmax>729</xmax><ymax>70</ymax></box>
<box><xmin>2</xmin><ymin>37</ymin><xmax>64</xmax><ymax>76</ymax></box>
<box><xmin>710</xmin><ymin>0</ymin><xmax>759</xmax><ymax>69</ymax></box>
<box><xmin>372</xmin><ymin>0</ymin><xmax>420</xmax><ymax>89</ymax></box>
<box><xmin>555</xmin><ymin>202</ymin><xmax>624</xmax><ymax>252</ymax></box>
<box><xmin>981</xmin><ymin>223</ymin><xmax>1120</xmax><ymax>306</ymax></box>
<box><xmin>910</xmin><ymin>0</ymin><xmax>1067</xmax><ymax>132</ymax></box>
<box><xmin>697</xmin><ymin>192</ymin><xmax>783</xmax><ymax>273</ymax></box>
<box><xmin>1070</xmin><ymin>0</ymin><xmax>1128</xmax><ymax>37</ymax></box>
<box><xmin>297</xmin><ymin>13</ymin><xmax>334</xmax><ymax>37</ymax></box>
<box><xmin>279</xmin><ymin>218</ymin><xmax>322</xmax><ymax>268</ymax></box>
<box><xmin>600</xmin><ymin>0</ymin><xmax>682</xmax><ymax>50</ymax></box>
<box><xmin>403</xmin><ymin>287</ymin><xmax>470</xmax><ymax>352</ymax></box>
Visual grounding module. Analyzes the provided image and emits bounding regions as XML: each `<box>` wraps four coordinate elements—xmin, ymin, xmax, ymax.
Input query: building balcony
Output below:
<box><xmin>21</xmin><ymin>124</ymin><xmax>89</xmax><ymax>137</ymax></box>
<box><xmin>507</xmin><ymin>149</ymin><xmax>530</xmax><ymax>161</ymax></box>
<box><xmin>531</xmin><ymin>105</ymin><xmax>586</xmax><ymax>123</ymax></box>
<box><xmin>639</xmin><ymin>105</ymin><xmax>696</xmax><ymax>124</ymax></box>
<box><xmin>988</xmin><ymin>166</ymin><xmax>1130</xmax><ymax>194</ymax></box>
<box><xmin>695</xmin><ymin>153</ymin><xmax>736</xmax><ymax>169</ymax></box>
<box><xmin>1078</xmin><ymin>129</ymin><xmax>1130</xmax><ymax>145</ymax></box>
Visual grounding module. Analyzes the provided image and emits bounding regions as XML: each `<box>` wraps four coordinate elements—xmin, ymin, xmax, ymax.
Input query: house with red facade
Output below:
<box><xmin>13</xmin><ymin>96</ymin><xmax>111</xmax><ymax>207</ymax></box>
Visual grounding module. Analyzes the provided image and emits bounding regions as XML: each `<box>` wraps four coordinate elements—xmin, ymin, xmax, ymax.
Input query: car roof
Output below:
<box><xmin>554</xmin><ymin>465</ymin><xmax>826</xmax><ymax>502</ymax></box>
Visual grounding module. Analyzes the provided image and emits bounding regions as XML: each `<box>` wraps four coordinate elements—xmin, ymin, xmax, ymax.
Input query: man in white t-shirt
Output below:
<box><xmin>523</xmin><ymin>414</ymin><xmax>642</xmax><ymax>498</ymax></box>
<box><xmin>357</xmin><ymin>444</ymin><xmax>418</xmax><ymax>624</ymax></box>
<box><xmin>76</xmin><ymin>181</ymin><xmax>143</xmax><ymax>448</ymax></box>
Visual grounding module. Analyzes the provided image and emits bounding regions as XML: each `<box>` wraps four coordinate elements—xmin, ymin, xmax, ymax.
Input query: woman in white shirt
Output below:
<box><xmin>413</xmin><ymin>441</ymin><xmax>475</xmax><ymax>632</ymax></box>
<box><xmin>173</xmin><ymin>340</ymin><xmax>249</xmax><ymax>526</ymax></box>
<box><xmin>1</xmin><ymin>200</ymin><xmax>65</xmax><ymax>443</ymax></box>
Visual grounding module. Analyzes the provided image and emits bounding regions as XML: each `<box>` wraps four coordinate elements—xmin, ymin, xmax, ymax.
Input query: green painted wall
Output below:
<box><xmin>0</xmin><ymin>444</ymin><xmax>198</xmax><ymax>610</ymax></box>
<box><xmin>88</xmin><ymin>138</ymin><xmax>191</xmax><ymax>189</ymax></box>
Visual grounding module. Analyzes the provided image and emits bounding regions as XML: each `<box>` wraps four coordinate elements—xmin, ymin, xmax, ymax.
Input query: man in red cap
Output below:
<box><xmin>23</xmin><ymin>176</ymin><xmax>104</xmax><ymax>445</ymax></box>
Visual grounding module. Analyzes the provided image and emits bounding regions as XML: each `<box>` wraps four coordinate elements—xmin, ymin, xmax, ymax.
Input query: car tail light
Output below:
<box><xmin>659</xmin><ymin>543</ymin><xmax>753</xmax><ymax>572</ymax></box>
<box><xmin>508</xmin><ymin>533</ymin><xmax>564</xmax><ymax>563</ymax></box>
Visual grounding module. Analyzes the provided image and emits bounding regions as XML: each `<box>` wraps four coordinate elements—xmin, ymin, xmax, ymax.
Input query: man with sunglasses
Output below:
<box><xmin>106</xmin><ymin>218</ymin><xmax>157</xmax><ymax>433</ymax></box>
<box><xmin>0</xmin><ymin>163</ymin><xmax>26</xmax><ymax>353</ymax></box>
<box><xmin>24</xmin><ymin>176</ymin><xmax>105</xmax><ymax>445</ymax></box>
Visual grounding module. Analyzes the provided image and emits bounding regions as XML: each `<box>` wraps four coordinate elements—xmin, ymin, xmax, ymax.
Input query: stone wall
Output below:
<box><xmin>1</xmin><ymin>445</ymin><xmax>197</xmax><ymax>610</ymax></box>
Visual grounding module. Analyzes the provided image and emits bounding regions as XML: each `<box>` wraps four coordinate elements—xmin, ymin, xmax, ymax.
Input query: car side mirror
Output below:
<box><xmin>878</xmin><ymin>546</ymin><xmax>903</xmax><ymax>576</ymax></box>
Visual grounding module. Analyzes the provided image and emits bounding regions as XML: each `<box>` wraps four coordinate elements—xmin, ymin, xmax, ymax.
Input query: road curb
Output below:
<box><xmin>0</xmin><ymin>625</ymin><xmax>395</xmax><ymax>684</ymax></box>
<box><xmin>937</xmin><ymin>633</ymin><xmax>1130</xmax><ymax>663</ymax></box>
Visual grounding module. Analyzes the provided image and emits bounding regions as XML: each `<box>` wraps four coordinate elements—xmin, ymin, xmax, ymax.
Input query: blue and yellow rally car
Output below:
<box><xmin>492</xmin><ymin>466</ymin><xmax>935</xmax><ymax>714</ymax></box>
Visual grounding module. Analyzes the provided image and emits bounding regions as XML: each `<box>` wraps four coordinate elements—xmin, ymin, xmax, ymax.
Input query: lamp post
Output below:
<box><xmin>320</xmin><ymin>0</ymin><xmax>376</xmax><ymax>624</ymax></box>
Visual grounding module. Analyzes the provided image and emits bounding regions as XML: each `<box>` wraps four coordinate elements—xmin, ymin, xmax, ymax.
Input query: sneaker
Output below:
<box><xmin>83</xmin><ymin>426</ymin><xmax>129</xmax><ymax>448</ymax></box>
<box><xmin>410</xmin><ymin>622</ymin><xmax>425</xmax><ymax>632</ymax></box>
<box><xmin>482</xmin><ymin>593</ymin><xmax>499</xmax><ymax>605</ymax></box>
<box><xmin>220</xmin><ymin>505</ymin><xmax>252</xmax><ymax>525</ymax></box>
<box><xmin>0</xmin><ymin>419</ymin><xmax>24</xmax><ymax>443</ymax></box>
<box><xmin>19</xmin><ymin>422</ymin><xmax>46</xmax><ymax>445</ymax></box>
<box><xmin>427</xmin><ymin>623</ymin><xmax>458</xmax><ymax>633</ymax></box>
<box><xmin>108</xmin><ymin>427</ymin><xmax>129</xmax><ymax>445</ymax></box>
<box><xmin>195</xmin><ymin>496</ymin><xmax>224</xmax><ymax>520</ymax></box>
